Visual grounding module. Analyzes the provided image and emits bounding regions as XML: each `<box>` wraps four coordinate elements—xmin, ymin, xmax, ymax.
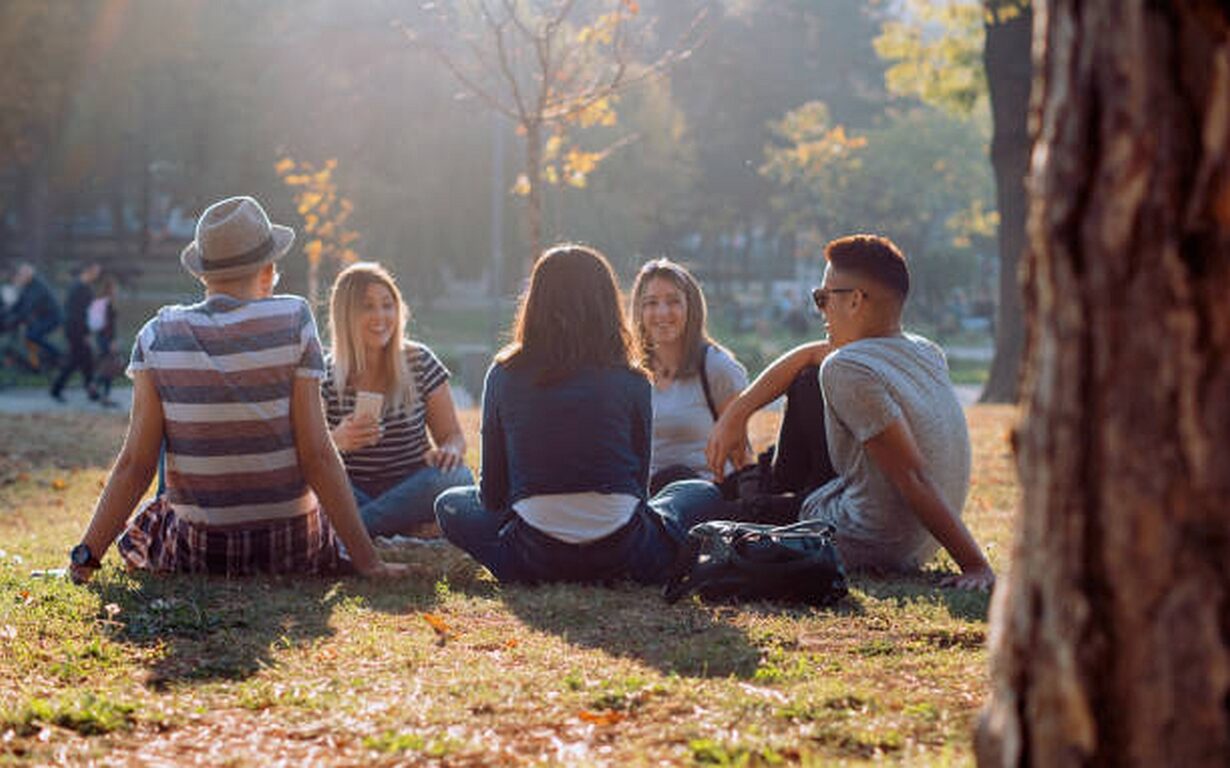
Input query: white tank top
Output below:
<box><xmin>514</xmin><ymin>493</ymin><xmax>639</xmax><ymax>544</ymax></box>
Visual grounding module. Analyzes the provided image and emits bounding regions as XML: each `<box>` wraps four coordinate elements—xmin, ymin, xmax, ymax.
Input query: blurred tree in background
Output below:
<box><xmin>0</xmin><ymin>2</ymin><xmax>99</xmax><ymax>265</ymax></box>
<box><xmin>0</xmin><ymin>0</ymin><xmax>1009</xmax><ymax>359</ymax></box>
<box><xmin>405</xmin><ymin>0</ymin><xmax>706</xmax><ymax>282</ymax></box>
<box><xmin>875</xmin><ymin>0</ymin><xmax>1033</xmax><ymax>401</ymax></box>
<box><xmin>665</xmin><ymin>1</ymin><xmax>889</xmax><ymax>293</ymax></box>
<box><xmin>276</xmin><ymin>156</ymin><xmax>359</xmax><ymax>310</ymax></box>
<box><xmin>762</xmin><ymin>102</ymin><xmax>996</xmax><ymax>324</ymax></box>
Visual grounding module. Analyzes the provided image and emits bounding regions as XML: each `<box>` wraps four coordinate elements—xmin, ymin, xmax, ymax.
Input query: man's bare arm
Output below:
<box><xmin>706</xmin><ymin>341</ymin><xmax>830</xmax><ymax>481</ymax></box>
<box><xmin>70</xmin><ymin>372</ymin><xmax>164</xmax><ymax>582</ymax></box>
<box><xmin>864</xmin><ymin>419</ymin><xmax>994</xmax><ymax>591</ymax></box>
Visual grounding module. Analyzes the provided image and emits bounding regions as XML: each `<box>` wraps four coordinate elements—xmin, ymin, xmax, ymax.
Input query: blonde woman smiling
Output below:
<box><xmin>323</xmin><ymin>262</ymin><xmax>472</xmax><ymax>537</ymax></box>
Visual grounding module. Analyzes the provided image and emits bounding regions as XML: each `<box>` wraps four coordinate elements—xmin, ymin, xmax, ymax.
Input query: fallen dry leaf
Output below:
<box><xmin>578</xmin><ymin>710</ymin><xmax>625</xmax><ymax>726</ymax></box>
<box><xmin>314</xmin><ymin>647</ymin><xmax>338</xmax><ymax>662</ymax></box>
<box><xmin>422</xmin><ymin>612</ymin><xmax>453</xmax><ymax>637</ymax></box>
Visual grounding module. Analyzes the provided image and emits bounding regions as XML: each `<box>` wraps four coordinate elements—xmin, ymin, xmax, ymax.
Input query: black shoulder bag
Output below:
<box><xmin>663</xmin><ymin>519</ymin><xmax>848</xmax><ymax>606</ymax></box>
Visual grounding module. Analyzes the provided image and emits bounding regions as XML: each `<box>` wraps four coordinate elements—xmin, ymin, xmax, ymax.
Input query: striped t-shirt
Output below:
<box><xmin>321</xmin><ymin>343</ymin><xmax>449</xmax><ymax>495</ymax></box>
<box><xmin>128</xmin><ymin>294</ymin><xmax>326</xmax><ymax>526</ymax></box>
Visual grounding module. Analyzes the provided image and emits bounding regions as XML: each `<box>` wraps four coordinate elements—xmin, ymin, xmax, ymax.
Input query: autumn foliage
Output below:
<box><xmin>274</xmin><ymin>155</ymin><xmax>359</xmax><ymax>308</ymax></box>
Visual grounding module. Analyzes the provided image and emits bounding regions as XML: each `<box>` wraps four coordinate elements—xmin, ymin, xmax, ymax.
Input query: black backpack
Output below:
<box><xmin>663</xmin><ymin>519</ymin><xmax>848</xmax><ymax>606</ymax></box>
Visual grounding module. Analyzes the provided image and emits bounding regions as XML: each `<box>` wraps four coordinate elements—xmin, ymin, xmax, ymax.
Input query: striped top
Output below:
<box><xmin>321</xmin><ymin>343</ymin><xmax>449</xmax><ymax>495</ymax></box>
<box><xmin>127</xmin><ymin>294</ymin><xmax>326</xmax><ymax>526</ymax></box>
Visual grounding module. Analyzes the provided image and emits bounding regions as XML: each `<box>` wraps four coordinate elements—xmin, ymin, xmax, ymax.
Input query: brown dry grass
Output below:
<box><xmin>0</xmin><ymin>404</ymin><xmax>1020</xmax><ymax>766</ymax></box>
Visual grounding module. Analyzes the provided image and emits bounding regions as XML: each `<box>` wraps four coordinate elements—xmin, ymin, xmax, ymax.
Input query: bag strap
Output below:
<box><xmin>699</xmin><ymin>343</ymin><xmax>719</xmax><ymax>421</ymax></box>
<box><xmin>760</xmin><ymin>518</ymin><xmax>837</xmax><ymax>536</ymax></box>
<box><xmin>662</xmin><ymin>535</ymin><xmax>703</xmax><ymax>603</ymax></box>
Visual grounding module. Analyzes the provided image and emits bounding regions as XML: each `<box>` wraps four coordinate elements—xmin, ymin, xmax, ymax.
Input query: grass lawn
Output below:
<box><xmin>0</xmin><ymin>405</ymin><xmax>1017</xmax><ymax>766</ymax></box>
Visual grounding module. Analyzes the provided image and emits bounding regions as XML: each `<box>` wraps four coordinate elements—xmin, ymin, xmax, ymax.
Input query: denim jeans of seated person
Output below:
<box><xmin>434</xmin><ymin>480</ymin><xmax>724</xmax><ymax>585</ymax></box>
<box><xmin>352</xmin><ymin>464</ymin><xmax>475</xmax><ymax>538</ymax></box>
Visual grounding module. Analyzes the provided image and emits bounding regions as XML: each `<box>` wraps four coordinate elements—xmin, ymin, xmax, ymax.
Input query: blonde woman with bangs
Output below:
<box><xmin>323</xmin><ymin>262</ymin><xmax>471</xmax><ymax>538</ymax></box>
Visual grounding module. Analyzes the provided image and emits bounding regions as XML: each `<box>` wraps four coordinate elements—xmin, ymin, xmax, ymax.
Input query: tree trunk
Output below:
<box><xmin>524</xmin><ymin>119</ymin><xmax>544</xmax><ymax>282</ymax></box>
<box><xmin>977</xmin><ymin>2</ymin><xmax>1230</xmax><ymax>766</ymax></box>
<box><xmin>306</xmin><ymin>256</ymin><xmax>320</xmax><ymax>315</ymax></box>
<box><xmin>18</xmin><ymin>152</ymin><xmax>51</xmax><ymax>267</ymax></box>
<box><xmin>979</xmin><ymin>2</ymin><xmax>1033</xmax><ymax>403</ymax></box>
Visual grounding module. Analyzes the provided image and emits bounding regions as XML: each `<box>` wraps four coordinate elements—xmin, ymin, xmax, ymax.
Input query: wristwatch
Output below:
<box><xmin>70</xmin><ymin>543</ymin><xmax>100</xmax><ymax>569</ymax></box>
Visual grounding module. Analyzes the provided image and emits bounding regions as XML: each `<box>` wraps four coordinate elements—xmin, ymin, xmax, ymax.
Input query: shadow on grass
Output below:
<box><xmin>421</xmin><ymin>541</ymin><xmax>865</xmax><ymax>680</ymax></box>
<box><xmin>90</xmin><ymin>567</ymin><xmax>447</xmax><ymax>689</ymax></box>
<box><xmin>494</xmin><ymin>579</ymin><xmax>849</xmax><ymax>680</ymax></box>
<box><xmin>850</xmin><ymin>574</ymin><xmax>991</xmax><ymax>622</ymax></box>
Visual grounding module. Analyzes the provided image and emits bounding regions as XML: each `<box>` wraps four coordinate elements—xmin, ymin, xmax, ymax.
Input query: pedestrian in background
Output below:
<box><xmin>51</xmin><ymin>262</ymin><xmax>102</xmax><ymax>403</ymax></box>
<box><xmin>88</xmin><ymin>272</ymin><xmax>120</xmax><ymax>407</ymax></box>
<box><xmin>5</xmin><ymin>262</ymin><xmax>63</xmax><ymax>372</ymax></box>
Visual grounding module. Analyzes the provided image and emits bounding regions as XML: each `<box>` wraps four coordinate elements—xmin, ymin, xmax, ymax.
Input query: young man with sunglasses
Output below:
<box><xmin>706</xmin><ymin>234</ymin><xmax>994</xmax><ymax>591</ymax></box>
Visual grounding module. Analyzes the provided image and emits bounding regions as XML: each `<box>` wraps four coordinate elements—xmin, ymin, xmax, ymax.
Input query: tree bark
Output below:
<box><xmin>977</xmin><ymin>2</ymin><xmax>1230</xmax><ymax>766</ymax></box>
<box><xmin>16</xmin><ymin>151</ymin><xmax>51</xmax><ymax>266</ymax></box>
<box><xmin>980</xmin><ymin>2</ymin><xmax>1033</xmax><ymax>403</ymax></box>
<box><xmin>525</xmin><ymin>119</ymin><xmax>544</xmax><ymax>282</ymax></box>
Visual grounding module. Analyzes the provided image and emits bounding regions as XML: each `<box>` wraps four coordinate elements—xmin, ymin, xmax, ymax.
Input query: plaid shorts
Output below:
<box><xmin>116</xmin><ymin>497</ymin><xmax>349</xmax><ymax>577</ymax></box>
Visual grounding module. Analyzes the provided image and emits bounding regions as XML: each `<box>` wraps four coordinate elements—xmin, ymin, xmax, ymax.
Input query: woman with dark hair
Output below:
<box><xmin>631</xmin><ymin>259</ymin><xmax>747</xmax><ymax>495</ymax></box>
<box><xmin>434</xmin><ymin>244</ymin><xmax>723</xmax><ymax>584</ymax></box>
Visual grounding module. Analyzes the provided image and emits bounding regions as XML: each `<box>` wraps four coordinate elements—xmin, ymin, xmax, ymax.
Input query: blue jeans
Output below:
<box><xmin>24</xmin><ymin>316</ymin><xmax>61</xmax><ymax>367</ymax></box>
<box><xmin>434</xmin><ymin>480</ymin><xmax>725</xmax><ymax>585</ymax></box>
<box><xmin>353</xmin><ymin>465</ymin><xmax>475</xmax><ymax>537</ymax></box>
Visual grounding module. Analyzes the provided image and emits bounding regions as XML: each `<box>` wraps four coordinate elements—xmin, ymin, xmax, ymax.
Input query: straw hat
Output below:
<box><xmin>180</xmin><ymin>196</ymin><xmax>295</xmax><ymax>280</ymax></box>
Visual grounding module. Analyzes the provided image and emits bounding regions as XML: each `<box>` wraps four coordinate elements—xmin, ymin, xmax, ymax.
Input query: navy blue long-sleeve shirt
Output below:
<box><xmin>478</xmin><ymin>362</ymin><xmax>651</xmax><ymax>512</ymax></box>
<box><xmin>8</xmin><ymin>275</ymin><xmax>62</xmax><ymax>329</ymax></box>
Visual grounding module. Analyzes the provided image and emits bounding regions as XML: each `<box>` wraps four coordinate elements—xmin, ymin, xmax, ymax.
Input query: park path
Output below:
<box><xmin>0</xmin><ymin>383</ymin><xmax>975</xmax><ymax>414</ymax></box>
<box><xmin>0</xmin><ymin>385</ymin><xmax>133</xmax><ymax>414</ymax></box>
<box><xmin>0</xmin><ymin>383</ymin><xmax>481</xmax><ymax>415</ymax></box>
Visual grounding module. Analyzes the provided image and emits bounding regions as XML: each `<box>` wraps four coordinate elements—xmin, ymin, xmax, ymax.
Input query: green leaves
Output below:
<box><xmin>762</xmin><ymin>101</ymin><xmax>996</xmax><ymax>319</ymax></box>
<box><xmin>874</xmin><ymin>0</ymin><xmax>987</xmax><ymax>117</ymax></box>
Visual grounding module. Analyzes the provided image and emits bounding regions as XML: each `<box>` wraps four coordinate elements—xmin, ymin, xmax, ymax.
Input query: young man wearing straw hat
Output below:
<box><xmin>68</xmin><ymin>196</ymin><xmax>405</xmax><ymax>582</ymax></box>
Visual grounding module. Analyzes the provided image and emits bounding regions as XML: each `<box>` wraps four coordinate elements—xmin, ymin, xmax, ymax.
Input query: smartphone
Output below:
<box><xmin>354</xmin><ymin>391</ymin><xmax>384</xmax><ymax>422</ymax></box>
<box><xmin>30</xmin><ymin>568</ymin><xmax>68</xmax><ymax>580</ymax></box>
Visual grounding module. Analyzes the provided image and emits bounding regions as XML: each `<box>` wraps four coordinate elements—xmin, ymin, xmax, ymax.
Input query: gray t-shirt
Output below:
<box><xmin>800</xmin><ymin>333</ymin><xmax>971</xmax><ymax>571</ymax></box>
<box><xmin>650</xmin><ymin>345</ymin><xmax>748</xmax><ymax>480</ymax></box>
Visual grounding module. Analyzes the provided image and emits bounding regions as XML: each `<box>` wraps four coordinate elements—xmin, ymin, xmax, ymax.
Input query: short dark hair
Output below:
<box><xmin>496</xmin><ymin>243</ymin><xmax>640</xmax><ymax>385</ymax></box>
<box><xmin>824</xmin><ymin>235</ymin><xmax>909</xmax><ymax>300</ymax></box>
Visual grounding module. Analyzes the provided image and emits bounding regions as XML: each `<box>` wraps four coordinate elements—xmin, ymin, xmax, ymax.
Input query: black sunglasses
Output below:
<box><xmin>811</xmin><ymin>286</ymin><xmax>860</xmax><ymax>311</ymax></box>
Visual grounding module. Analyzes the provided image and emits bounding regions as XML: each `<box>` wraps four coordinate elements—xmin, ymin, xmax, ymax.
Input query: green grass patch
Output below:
<box><xmin>946</xmin><ymin>357</ymin><xmax>990</xmax><ymax>386</ymax></box>
<box><xmin>0</xmin><ymin>406</ymin><xmax>1016</xmax><ymax>765</ymax></box>
<box><xmin>3</xmin><ymin>692</ymin><xmax>136</xmax><ymax>736</ymax></box>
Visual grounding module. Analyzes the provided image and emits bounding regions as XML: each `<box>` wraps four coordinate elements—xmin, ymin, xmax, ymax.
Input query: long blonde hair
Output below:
<box><xmin>327</xmin><ymin>262</ymin><xmax>416</xmax><ymax>413</ymax></box>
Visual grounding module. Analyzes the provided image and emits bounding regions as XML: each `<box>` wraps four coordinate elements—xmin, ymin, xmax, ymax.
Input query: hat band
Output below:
<box><xmin>201</xmin><ymin>235</ymin><xmax>275</xmax><ymax>272</ymax></box>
